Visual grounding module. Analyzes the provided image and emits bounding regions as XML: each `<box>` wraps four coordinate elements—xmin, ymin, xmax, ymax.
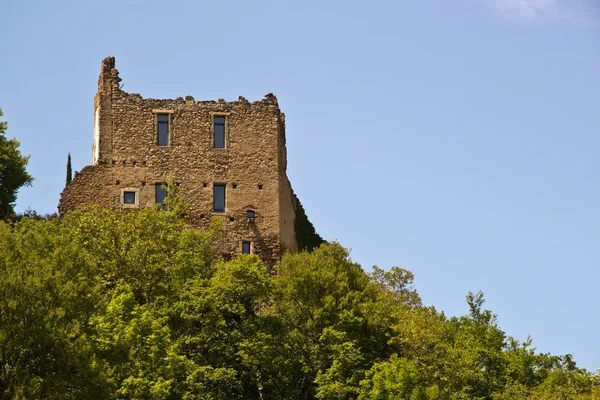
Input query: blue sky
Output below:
<box><xmin>1</xmin><ymin>0</ymin><xmax>599</xmax><ymax>371</ymax></box>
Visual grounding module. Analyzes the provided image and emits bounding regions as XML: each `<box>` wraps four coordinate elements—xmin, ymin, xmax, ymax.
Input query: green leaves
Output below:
<box><xmin>0</xmin><ymin>108</ymin><xmax>33</xmax><ymax>219</ymax></box>
<box><xmin>0</xmin><ymin>207</ymin><xmax>596</xmax><ymax>399</ymax></box>
<box><xmin>359</xmin><ymin>354</ymin><xmax>439</xmax><ymax>400</ymax></box>
<box><xmin>90</xmin><ymin>283</ymin><xmax>183</xmax><ymax>399</ymax></box>
<box><xmin>0</xmin><ymin>217</ymin><xmax>108</xmax><ymax>399</ymax></box>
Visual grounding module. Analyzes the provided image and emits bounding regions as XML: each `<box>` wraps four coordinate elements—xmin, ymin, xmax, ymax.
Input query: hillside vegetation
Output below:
<box><xmin>0</xmin><ymin>206</ymin><xmax>597</xmax><ymax>399</ymax></box>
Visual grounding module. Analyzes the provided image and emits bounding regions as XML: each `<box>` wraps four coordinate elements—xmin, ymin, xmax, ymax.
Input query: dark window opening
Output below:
<box><xmin>214</xmin><ymin>116</ymin><xmax>225</xmax><ymax>148</ymax></box>
<box><xmin>258</xmin><ymin>184</ymin><xmax>263</xmax><ymax>190</ymax></box>
<box><xmin>157</xmin><ymin>114</ymin><xmax>169</xmax><ymax>146</ymax></box>
<box><xmin>246</xmin><ymin>210</ymin><xmax>255</xmax><ymax>218</ymax></box>
<box><xmin>242</xmin><ymin>241</ymin><xmax>251</xmax><ymax>254</ymax></box>
<box><xmin>155</xmin><ymin>184</ymin><xmax>167</xmax><ymax>205</ymax></box>
<box><xmin>229</xmin><ymin>217</ymin><xmax>235</xmax><ymax>222</ymax></box>
<box><xmin>213</xmin><ymin>184</ymin><xmax>226</xmax><ymax>212</ymax></box>
<box><xmin>123</xmin><ymin>191</ymin><xmax>136</xmax><ymax>204</ymax></box>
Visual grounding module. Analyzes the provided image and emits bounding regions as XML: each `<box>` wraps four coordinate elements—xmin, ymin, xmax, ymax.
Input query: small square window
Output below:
<box><xmin>213</xmin><ymin>184</ymin><xmax>226</xmax><ymax>212</ymax></box>
<box><xmin>157</xmin><ymin>114</ymin><xmax>169</xmax><ymax>146</ymax></box>
<box><xmin>246</xmin><ymin>210</ymin><xmax>255</xmax><ymax>218</ymax></box>
<box><xmin>155</xmin><ymin>184</ymin><xmax>167</xmax><ymax>205</ymax></box>
<box><xmin>242</xmin><ymin>241</ymin><xmax>251</xmax><ymax>254</ymax></box>
<box><xmin>214</xmin><ymin>116</ymin><xmax>225</xmax><ymax>148</ymax></box>
<box><xmin>123</xmin><ymin>191</ymin><xmax>136</xmax><ymax>204</ymax></box>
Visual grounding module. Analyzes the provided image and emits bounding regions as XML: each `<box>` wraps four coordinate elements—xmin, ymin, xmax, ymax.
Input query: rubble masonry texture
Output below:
<box><xmin>59</xmin><ymin>57</ymin><xmax>320</xmax><ymax>265</ymax></box>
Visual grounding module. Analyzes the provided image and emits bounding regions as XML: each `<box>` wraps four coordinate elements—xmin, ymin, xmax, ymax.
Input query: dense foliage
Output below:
<box><xmin>0</xmin><ymin>108</ymin><xmax>34</xmax><ymax>219</ymax></box>
<box><xmin>293</xmin><ymin>196</ymin><xmax>324</xmax><ymax>252</ymax></box>
<box><xmin>0</xmin><ymin>206</ymin><xmax>597</xmax><ymax>399</ymax></box>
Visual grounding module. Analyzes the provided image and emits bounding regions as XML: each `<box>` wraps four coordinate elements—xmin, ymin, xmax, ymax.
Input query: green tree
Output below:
<box><xmin>161</xmin><ymin>176</ymin><xmax>190</xmax><ymax>217</ymax></box>
<box><xmin>90</xmin><ymin>283</ymin><xmax>185</xmax><ymax>399</ymax></box>
<box><xmin>272</xmin><ymin>243</ymin><xmax>398</xmax><ymax>399</ymax></box>
<box><xmin>0</xmin><ymin>218</ymin><xmax>110</xmax><ymax>398</ymax></box>
<box><xmin>66</xmin><ymin>152</ymin><xmax>72</xmax><ymax>186</ymax></box>
<box><xmin>0</xmin><ymin>108</ymin><xmax>33</xmax><ymax>218</ymax></box>
<box><xmin>359</xmin><ymin>354</ymin><xmax>439</xmax><ymax>400</ymax></box>
<box><xmin>173</xmin><ymin>254</ymin><xmax>288</xmax><ymax>398</ymax></box>
<box><xmin>0</xmin><ymin>204</ymin><xmax>596</xmax><ymax>399</ymax></box>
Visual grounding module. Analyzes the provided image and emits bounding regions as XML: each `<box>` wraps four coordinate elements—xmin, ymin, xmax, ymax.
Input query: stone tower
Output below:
<box><xmin>59</xmin><ymin>57</ymin><xmax>321</xmax><ymax>265</ymax></box>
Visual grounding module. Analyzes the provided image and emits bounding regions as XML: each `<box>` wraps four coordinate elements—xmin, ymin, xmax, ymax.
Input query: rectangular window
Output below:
<box><xmin>214</xmin><ymin>116</ymin><xmax>225</xmax><ymax>148</ymax></box>
<box><xmin>123</xmin><ymin>191</ymin><xmax>136</xmax><ymax>204</ymax></box>
<box><xmin>213</xmin><ymin>184</ymin><xmax>226</xmax><ymax>212</ymax></box>
<box><xmin>155</xmin><ymin>184</ymin><xmax>167</xmax><ymax>205</ymax></box>
<box><xmin>242</xmin><ymin>241</ymin><xmax>251</xmax><ymax>254</ymax></box>
<box><xmin>157</xmin><ymin>114</ymin><xmax>169</xmax><ymax>146</ymax></box>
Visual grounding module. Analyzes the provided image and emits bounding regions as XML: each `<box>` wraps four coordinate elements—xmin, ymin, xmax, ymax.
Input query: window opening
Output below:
<box><xmin>157</xmin><ymin>114</ymin><xmax>169</xmax><ymax>146</ymax></box>
<box><xmin>123</xmin><ymin>191</ymin><xmax>136</xmax><ymax>204</ymax></box>
<box><xmin>242</xmin><ymin>241</ymin><xmax>251</xmax><ymax>254</ymax></box>
<box><xmin>214</xmin><ymin>116</ymin><xmax>225</xmax><ymax>148</ymax></box>
<box><xmin>155</xmin><ymin>184</ymin><xmax>167</xmax><ymax>205</ymax></box>
<box><xmin>213</xmin><ymin>184</ymin><xmax>226</xmax><ymax>212</ymax></box>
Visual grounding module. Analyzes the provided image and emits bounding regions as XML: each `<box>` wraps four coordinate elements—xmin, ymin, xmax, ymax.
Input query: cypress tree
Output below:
<box><xmin>66</xmin><ymin>153</ymin><xmax>72</xmax><ymax>187</ymax></box>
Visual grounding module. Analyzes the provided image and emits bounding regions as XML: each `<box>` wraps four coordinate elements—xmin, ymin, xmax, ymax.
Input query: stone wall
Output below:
<box><xmin>58</xmin><ymin>57</ymin><xmax>319</xmax><ymax>265</ymax></box>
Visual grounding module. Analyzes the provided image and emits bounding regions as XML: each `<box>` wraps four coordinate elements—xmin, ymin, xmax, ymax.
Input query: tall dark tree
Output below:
<box><xmin>0</xmin><ymin>108</ymin><xmax>33</xmax><ymax>218</ymax></box>
<box><xmin>66</xmin><ymin>152</ymin><xmax>72</xmax><ymax>187</ymax></box>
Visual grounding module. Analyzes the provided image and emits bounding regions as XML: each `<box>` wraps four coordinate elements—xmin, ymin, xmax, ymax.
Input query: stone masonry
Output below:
<box><xmin>59</xmin><ymin>57</ymin><xmax>322</xmax><ymax>266</ymax></box>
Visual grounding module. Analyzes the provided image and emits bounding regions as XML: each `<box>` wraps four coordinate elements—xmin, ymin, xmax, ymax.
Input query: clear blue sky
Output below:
<box><xmin>1</xmin><ymin>0</ymin><xmax>599</xmax><ymax>371</ymax></box>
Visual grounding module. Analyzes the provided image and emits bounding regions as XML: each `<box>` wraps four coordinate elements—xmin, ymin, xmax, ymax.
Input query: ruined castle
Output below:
<box><xmin>59</xmin><ymin>57</ymin><xmax>321</xmax><ymax>265</ymax></box>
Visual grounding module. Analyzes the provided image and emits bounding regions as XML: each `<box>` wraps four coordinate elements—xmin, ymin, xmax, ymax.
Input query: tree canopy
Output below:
<box><xmin>0</xmin><ymin>108</ymin><xmax>33</xmax><ymax>218</ymax></box>
<box><xmin>0</xmin><ymin>205</ymin><xmax>597</xmax><ymax>399</ymax></box>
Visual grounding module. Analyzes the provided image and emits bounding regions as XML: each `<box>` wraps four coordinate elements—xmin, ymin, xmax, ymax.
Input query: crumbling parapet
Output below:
<box><xmin>59</xmin><ymin>56</ymin><xmax>321</xmax><ymax>265</ymax></box>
